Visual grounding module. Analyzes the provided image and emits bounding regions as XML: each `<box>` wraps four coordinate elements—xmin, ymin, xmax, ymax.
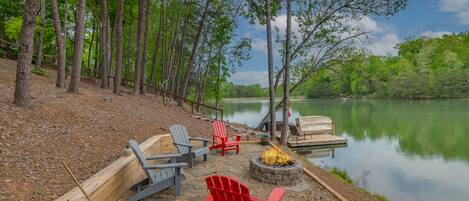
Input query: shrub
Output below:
<box><xmin>330</xmin><ymin>167</ymin><xmax>353</xmax><ymax>184</ymax></box>
<box><xmin>32</xmin><ymin>68</ymin><xmax>48</xmax><ymax>77</ymax></box>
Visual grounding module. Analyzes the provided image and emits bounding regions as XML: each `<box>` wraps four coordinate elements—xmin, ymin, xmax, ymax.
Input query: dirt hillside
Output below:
<box><xmin>0</xmin><ymin>58</ymin><xmax>215</xmax><ymax>200</ymax></box>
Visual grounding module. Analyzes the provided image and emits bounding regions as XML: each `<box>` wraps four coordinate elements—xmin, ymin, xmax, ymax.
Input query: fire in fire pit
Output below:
<box><xmin>250</xmin><ymin>147</ymin><xmax>303</xmax><ymax>185</ymax></box>
<box><xmin>260</xmin><ymin>148</ymin><xmax>294</xmax><ymax>166</ymax></box>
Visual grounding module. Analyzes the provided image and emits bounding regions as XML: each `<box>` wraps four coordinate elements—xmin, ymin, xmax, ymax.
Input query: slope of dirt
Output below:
<box><xmin>0</xmin><ymin>59</ymin><xmax>215</xmax><ymax>200</ymax></box>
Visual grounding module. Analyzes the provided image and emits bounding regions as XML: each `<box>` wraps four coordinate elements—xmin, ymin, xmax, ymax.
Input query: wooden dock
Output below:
<box><xmin>277</xmin><ymin>116</ymin><xmax>347</xmax><ymax>148</ymax></box>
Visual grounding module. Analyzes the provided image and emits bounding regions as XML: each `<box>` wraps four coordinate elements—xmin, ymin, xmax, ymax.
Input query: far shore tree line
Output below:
<box><xmin>224</xmin><ymin>33</ymin><xmax>469</xmax><ymax>99</ymax></box>
<box><xmin>3</xmin><ymin>0</ymin><xmax>407</xmax><ymax>145</ymax></box>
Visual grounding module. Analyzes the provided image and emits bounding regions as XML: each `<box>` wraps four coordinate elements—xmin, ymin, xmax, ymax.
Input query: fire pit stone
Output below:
<box><xmin>249</xmin><ymin>148</ymin><xmax>303</xmax><ymax>185</ymax></box>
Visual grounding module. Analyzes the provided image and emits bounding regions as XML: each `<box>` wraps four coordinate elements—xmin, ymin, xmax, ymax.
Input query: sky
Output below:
<box><xmin>228</xmin><ymin>0</ymin><xmax>469</xmax><ymax>87</ymax></box>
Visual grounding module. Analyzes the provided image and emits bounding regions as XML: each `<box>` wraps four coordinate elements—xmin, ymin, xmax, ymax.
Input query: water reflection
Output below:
<box><xmin>222</xmin><ymin>99</ymin><xmax>469</xmax><ymax>201</ymax></box>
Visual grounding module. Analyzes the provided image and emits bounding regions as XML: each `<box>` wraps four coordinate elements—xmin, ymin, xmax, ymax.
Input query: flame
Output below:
<box><xmin>260</xmin><ymin>148</ymin><xmax>294</xmax><ymax>166</ymax></box>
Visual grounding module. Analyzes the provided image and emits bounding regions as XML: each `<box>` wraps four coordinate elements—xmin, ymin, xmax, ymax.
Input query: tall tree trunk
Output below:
<box><xmin>265</xmin><ymin>0</ymin><xmax>276</xmax><ymax>139</ymax></box>
<box><xmin>13</xmin><ymin>0</ymin><xmax>36</xmax><ymax>108</ymax></box>
<box><xmin>281</xmin><ymin>0</ymin><xmax>292</xmax><ymax>146</ymax></box>
<box><xmin>132</xmin><ymin>0</ymin><xmax>147</xmax><ymax>95</ymax></box>
<box><xmin>173</xmin><ymin>15</ymin><xmax>189</xmax><ymax>95</ymax></box>
<box><xmin>107</xmin><ymin>15</ymin><xmax>115</xmax><ymax>88</ymax></box>
<box><xmin>63</xmin><ymin>0</ymin><xmax>68</xmax><ymax>71</ymax></box>
<box><xmin>67</xmin><ymin>0</ymin><xmax>87</xmax><ymax>93</ymax></box>
<box><xmin>196</xmin><ymin>27</ymin><xmax>215</xmax><ymax>109</ymax></box>
<box><xmin>113</xmin><ymin>0</ymin><xmax>125</xmax><ymax>94</ymax></box>
<box><xmin>215</xmin><ymin>44</ymin><xmax>223</xmax><ymax>111</ymax></box>
<box><xmin>149</xmin><ymin>6</ymin><xmax>163</xmax><ymax>88</ymax></box>
<box><xmin>87</xmin><ymin>18</ymin><xmax>96</xmax><ymax>76</ymax></box>
<box><xmin>100</xmin><ymin>0</ymin><xmax>110</xmax><ymax>88</ymax></box>
<box><xmin>36</xmin><ymin>0</ymin><xmax>45</xmax><ymax>68</ymax></box>
<box><xmin>93</xmin><ymin>26</ymin><xmax>100</xmax><ymax>80</ymax></box>
<box><xmin>124</xmin><ymin>7</ymin><xmax>133</xmax><ymax>87</ymax></box>
<box><xmin>51</xmin><ymin>0</ymin><xmax>66</xmax><ymax>88</ymax></box>
<box><xmin>140</xmin><ymin>0</ymin><xmax>150</xmax><ymax>95</ymax></box>
<box><xmin>166</xmin><ymin>0</ymin><xmax>183</xmax><ymax>92</ymax></box>
<box><xmin>181</xmin><ymin>0</ymin><xmax>209</xmax><ymax>98</ymax></box>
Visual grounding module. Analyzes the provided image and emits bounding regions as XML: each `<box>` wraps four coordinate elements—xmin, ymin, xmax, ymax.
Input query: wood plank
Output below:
<box><xmin>55</xmin><ymin>134</ymin><xmax>172</xmax><ymax>201</ymax></box>
<box><xmin>287</xmin><ymin>134</ymin><xmax>347</xmax><ymax>147</ymax></box>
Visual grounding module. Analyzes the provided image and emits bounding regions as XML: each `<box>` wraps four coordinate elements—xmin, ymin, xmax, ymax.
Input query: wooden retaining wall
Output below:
<box><xmin>56</xmin><ymin>134</ymin><xmax>171</xmax><ymax>201</ymax></box>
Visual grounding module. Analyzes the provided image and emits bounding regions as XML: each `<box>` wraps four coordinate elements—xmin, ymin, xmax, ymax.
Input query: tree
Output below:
<box><xmin>100</xmin><ymin>0</ymin><xmax>110</xmax><ymax>89</ymax></box>
<box><xmin>113</xmin><ymin>0</ymin><xmax>125</xmax><ymax>95</ymax></box>
<box><xmin>132</xmin><ymin>0</ymin><xmax>147</xmax><ymax>95</ymax></box>
<box><xmin>181</xmin><ymin>0</ymin><xmax>210</xmax><ymax>98</ymax></box>
<box><xmin>36</xmin><ymin>0</ymin><xmax>45</xmax><ymax>68</ymax></box>
<box><xmin>67</xmin><ymin>0</ymin><xmax>87</xmax><ymax>93</ymax></box>
<box><xmin>280</xmin><ymin>0</ymin><xmax>291</xmax><ymax>146</ymax></box>
<box><xmin>51</xmin><ymin>0</ymin><xmax>66</xmax><ymax>88</ymax></box>
<box><xmin>13</xmin><ymin>0</ymin><xmax>36</xmax><ymax>108</ymax></box>
<box><xmin>140</xmin><ymin>0</ymin><xmax>151</xmax><ymax>95</ymax></box>
<box><xmin>256</xmin><ymin>0</ymin><xmax>408</xmax><ymax>129</ymax></box>
<box><xmin>264</xmin><ymin>0</ymin><xmax>276</xmax><ymax>139</ymax></box>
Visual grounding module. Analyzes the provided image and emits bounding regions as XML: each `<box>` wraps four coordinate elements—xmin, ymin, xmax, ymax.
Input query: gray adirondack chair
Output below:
<box><xmin>169</xmin><ymin>124</ymin><xmax>209</xmax><ymax>168</ymax></box>
<box><xmin>128</xmin><ymin>140</ymin><xmax>187</xmax><ymax>201</ymax></box>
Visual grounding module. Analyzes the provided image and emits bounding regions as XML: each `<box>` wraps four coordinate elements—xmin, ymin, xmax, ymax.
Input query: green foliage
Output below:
<box><xmin>330</xmin><ymin>167</ymin><xmax>354</xmax><ymax>184</ymax></box>
<box><xmin>259</xmin><ymin>133</ymin><xmax>270</xmax><ymax>139</ymax></box>
<box><xmin>222</xmin><ymin>82</ymin><xmax>268</xmax><ymax>98</ymax></box>
<box><xmin>32</xmin><ymin>68</ymin><xmax>48</xmax><ymax>77</ymax></box>
<box><xmin>297</xmin><ymin>33</ymin><xmax>469</xmax><ymax>99</ymax></box>
<box><xmin>374</xmin><ymin>194</ymin><xmax>390</xmax><ymax>201</ymax></box>
<box><xmin>4</xmin><ymin>17</ymin><xmax>22</xmax><ymax>41</ymax></box>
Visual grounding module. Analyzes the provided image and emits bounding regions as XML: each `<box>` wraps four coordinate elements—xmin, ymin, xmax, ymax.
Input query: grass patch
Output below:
<box><xmin>330</xmin><ymin>167</ymin><xmax>354</xmax><ymax>184</ymax></box>
<box><xmin>374</xmin><ymin>193</ymin><xmax>389</xmax><ymax>201</ymax></box>
<box><xmin>32</xmin><ymin>68</ymin><xmax>47</xmax><ymax>76</ymax></box>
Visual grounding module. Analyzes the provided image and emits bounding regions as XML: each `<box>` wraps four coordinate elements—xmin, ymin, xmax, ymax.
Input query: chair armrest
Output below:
<box><xmin>189</xmin><ymin>137</ymin><xmax>210</xmax><ymax>142</ymax></box>
<box><xmin>228</xmin><ymin>133</ymin><xmax>242</xmax><ymax>141</ymax></box>
<box><xmin>267</xmin><ymin>188</ymin><xmax>286</xmax><ymax>201</ymax></box>
<box><xmin>144</xmin><ymin>162</ymin><xmax>187</xmax><ymax>170</ymax></box>
<box><xmin>146</xmin><ymin>153</ymin><xmax>182</xmax><ymax>160</ymax></box>
<box><xmin>173</xmin><ymin>142</ymin><xmax>193</xmax><ymax>147</ymax></box>
<box><xmin>227</xmin><ymin>133</ymin><xmax>242</xmax><ymax>137</ymax></box>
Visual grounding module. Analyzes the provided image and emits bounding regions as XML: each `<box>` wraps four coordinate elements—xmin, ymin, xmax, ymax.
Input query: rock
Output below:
<box><xmin>122</xmin><ymin>148</ymin><xmax>133</xmax><ymax>157</ymax></box>
<box><xmin>104</xmin><ymin>96</ymin><xmax>112</xmax><ymax>102</ymax></box>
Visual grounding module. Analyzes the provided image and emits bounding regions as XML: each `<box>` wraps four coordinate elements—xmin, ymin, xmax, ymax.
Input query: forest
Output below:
<box><xmin>0</xmin><ymin>0</ymin><xmax>251</xmax><ymax>109</ymax></box>
<box><xmin>296</xmin><ymin>33</ymin><xmax>469</xmax><ymax>99</ymax></box>
<box><xmin>223</xmin><ymin>33</ymin><xmax>469</xmax><ymax>99</ymax></box>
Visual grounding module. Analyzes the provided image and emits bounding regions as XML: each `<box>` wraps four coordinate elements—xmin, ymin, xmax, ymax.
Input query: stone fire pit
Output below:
<box><xmin>249</xmin><ymin>148</ymin><xmax>303</xmax><ymax>185</ymax></box>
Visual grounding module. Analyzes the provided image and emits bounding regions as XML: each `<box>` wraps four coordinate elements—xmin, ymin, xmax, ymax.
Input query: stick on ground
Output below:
<box><xmin>62</xmin><ymin>161</ymin><xmax>92</xmax><ymax>201</ymax></box>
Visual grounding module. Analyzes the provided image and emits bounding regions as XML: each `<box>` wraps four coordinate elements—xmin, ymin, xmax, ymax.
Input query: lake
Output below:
<box><xmin>222</xmin><ymin>98</ymin><xmax>469</xmax><ymax>201</ymax></box>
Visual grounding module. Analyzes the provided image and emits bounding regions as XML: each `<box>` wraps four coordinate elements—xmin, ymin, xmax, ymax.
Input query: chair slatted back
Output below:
<box><xmin>128</xmin><ymin>140</ymin><xmax>156</xmax><ymax>184</ymax></box>
<box><xmin>212</xmin><ymin>121</ymin><xmax>227</xmax><ymax>145</ymax></box>
<box><xmin>205</xmin><ymin>175</ymin><xmax>250</xmax><ymax>201</ymax></box>
<box><xmin>169</xmin><ymin>124</ymin><xmax>191</xmax><ymax>154</ymax></box>
<box><xmin>288</xmin><ymin>124</ymin><xmax>300</xmax><ymax>136</ymax></box>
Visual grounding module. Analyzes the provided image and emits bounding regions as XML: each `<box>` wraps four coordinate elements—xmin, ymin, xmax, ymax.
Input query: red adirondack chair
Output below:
<box><xmin>210</xmin><ymin>121</ymin><xmax>241</xmax><ymax>156</ymax></box>
<box><xmin>204</xmin><ymin>175</ymin><xmax>286</xmax><ymax>201</ymax></box>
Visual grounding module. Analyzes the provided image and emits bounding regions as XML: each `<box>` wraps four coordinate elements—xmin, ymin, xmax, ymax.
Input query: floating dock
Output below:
<box><xmin>287</xmin><ymin>134</ymin><xmax>347</xmax><ymax>147</ymax></box>
<box><xmin>277</xmin><ymin>116</ymin><xmax>347</xmax><ymax>148</ymax></box>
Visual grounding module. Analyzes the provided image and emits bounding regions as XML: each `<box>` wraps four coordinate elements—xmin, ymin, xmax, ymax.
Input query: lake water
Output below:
<box><xmin>222</xmin><ymin>99</ymin><xmax>469</xmax><ymax>201</ymax></box>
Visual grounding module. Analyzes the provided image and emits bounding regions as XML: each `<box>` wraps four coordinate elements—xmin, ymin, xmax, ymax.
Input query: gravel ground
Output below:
<box><xmin>138</xmin><ymin>143</ymin><xmax>339</xmax><ymax>201</ymax></box>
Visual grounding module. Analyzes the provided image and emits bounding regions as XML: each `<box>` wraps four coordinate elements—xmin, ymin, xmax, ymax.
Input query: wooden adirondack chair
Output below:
<box><xmin>204</xmin><ymin>175</ymin><xmax>286</xmax><ymax>201</ymax></box>
<box><xmin>210</xmin><ymin>121</ymin><xmax>241</xmax><ymax>156</ymax></box>
<box><xmin>128</xmin><ymin>140</ymin><xmax>187</xmax><ymax>201</ymax></box>
<box><xmin>169</xmin><ymin>124</ymin><xmax>210</xmax><ymax>168</ymax></box>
